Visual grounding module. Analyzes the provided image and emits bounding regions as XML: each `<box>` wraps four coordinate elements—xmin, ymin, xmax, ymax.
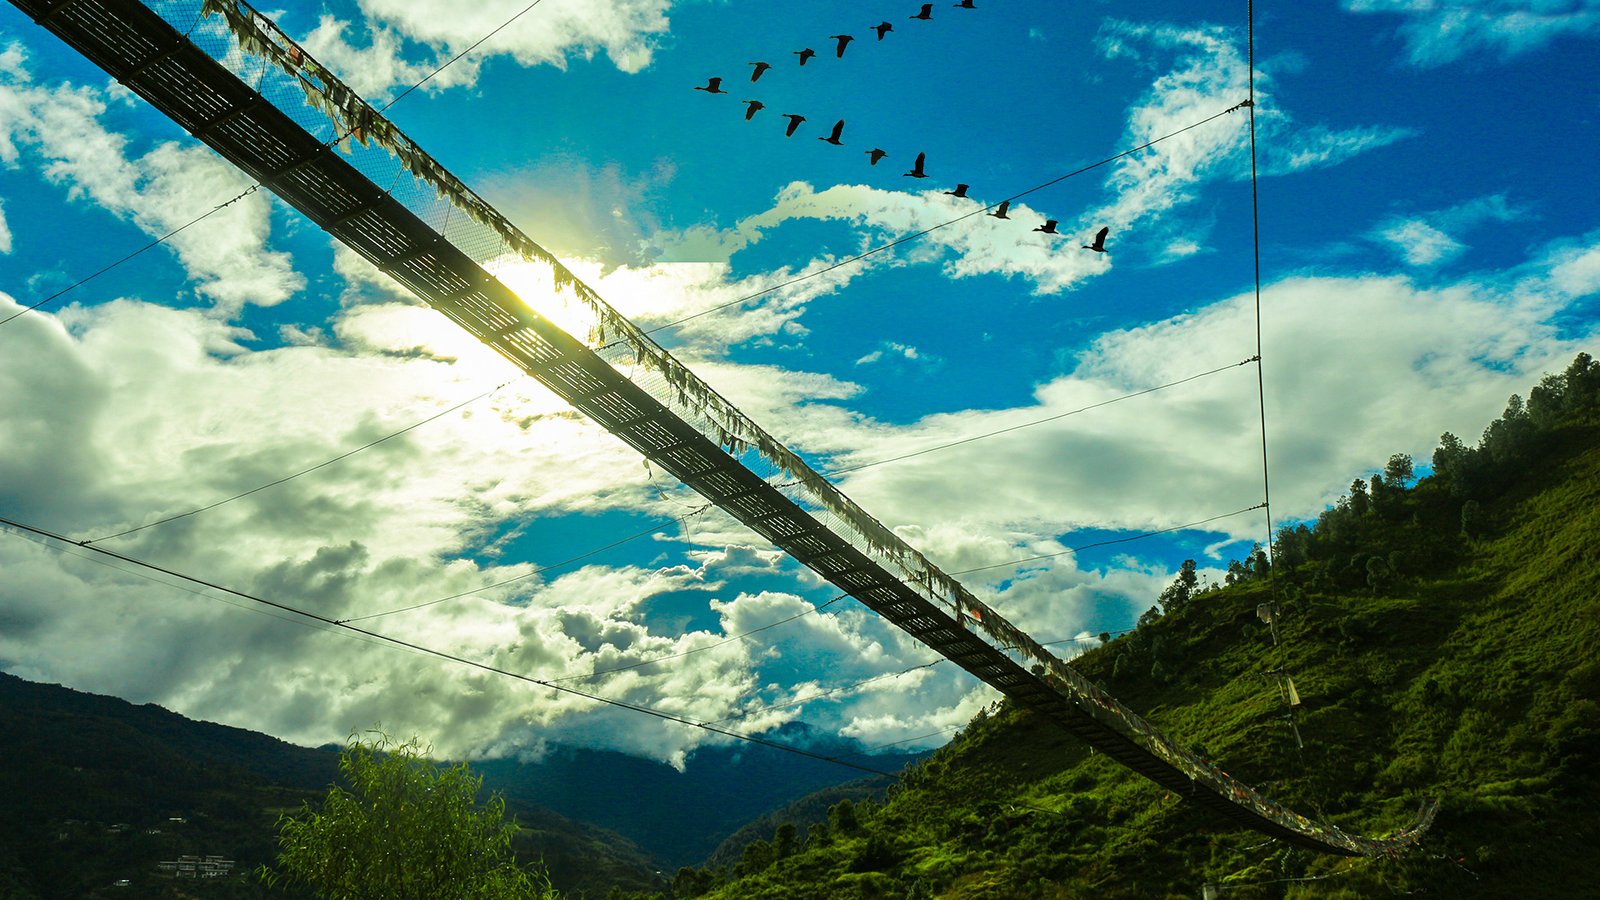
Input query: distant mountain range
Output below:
<box><xmin>474</xmin><ymin>723</ymin><xmax>927</xmax><ymax>868</ymax></box>
<box><xmin>0</xmin><ymin>671</ymin><xmax>926</xmax><ymax>896</ymax></box>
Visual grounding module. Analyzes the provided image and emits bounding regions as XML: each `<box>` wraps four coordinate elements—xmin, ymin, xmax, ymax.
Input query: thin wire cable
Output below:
<box><xmin>713</xmin><ymin>658</ymin><xmax>944</xmax><ymax>725</ymax></box>
<box><xmin>613</xmin><ymin>100</ymin><xmax>1253</xmax><ymax>344</ymax></box>
<box><xmin>0</xmin><ymin>514</ymin><xmax>903</xmax><ymax>778</ymax></box>
<box><xmin>548</xmin><ymin>594</ymin><xmax>847</xmax><ymax>683</ymax></box>
<box><xmin>711</xmin><ymin>620</ymin><xmax>1141</xmax><ymax>728</ymax></box>
<box><xmin>83</xmin><ymin>381</ymin><xmax>512</xmax><ymax>544</ymax></box>
<box><xmin>337</xmin><ymin>503</ymin><xmax>714</xmax><ymax>624</ymax></box>
<box><xmin>1246</xmin><ymin>2</ymin><xmax>1274</xmax><ymax>566</ymax></box>
<box><xmin>948</xmin><ymin>504</ymin><xmax>1266</xmax><ymax>576</ymax></box>
<box><xmin>0</xmin><ymin>522</ymin><xmax>432</xmax><ymax>659</ymax></box>
<box><xmin>376</xmin><ymin>0</ymin><xmax>549</xmax><ymax>113</ymax></box>
<box><xmin>1</xmin><ymin>0</ymin><xmax>550</xmax><ymax>333</ymax></box>
<box><xmin>0</xmin><ymin>185</ymin><xmax>260</xmax><ymax>332</ymax></box>
<box><xmin>836</xmin><ymin>724</ymin><xmax>964</xmax><ymax>758</ymax></box>
<box><xmin>822</xmin><ymin>356</ymin><xmax>1257</xmax><ymax>478</ymax></box>
<box><xmin>822</xmin><ymin>629</ymin><xmax>1145</xmax><ymax>758</ymax></box>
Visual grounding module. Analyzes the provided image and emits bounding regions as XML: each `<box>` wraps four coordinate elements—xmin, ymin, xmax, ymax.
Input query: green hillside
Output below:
<box><xmin>661</xmin><ymin>354</ymin><xmax>1600</xmax><ymax>899</ymax></box>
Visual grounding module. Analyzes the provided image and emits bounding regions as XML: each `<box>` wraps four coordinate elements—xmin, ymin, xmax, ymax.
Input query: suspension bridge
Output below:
<box><xmin>9</xmin><ymin>0</ymin><xmax>1436</xmax><ymax>856</ymax></box>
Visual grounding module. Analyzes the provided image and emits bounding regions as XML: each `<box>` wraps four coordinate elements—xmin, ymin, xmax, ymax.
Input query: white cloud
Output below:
<box><xmin>0</xmin><ymin>47</ymin><xmax>303</xmax><ymax>312</ymax></box>
<box><xmin>1373</xmin><ymin>193</ymin><xmax>1529</xmax><ymax>266</ymax></box>
<box><xmin>0</xmin><ymin>289</ymin><xmax>770</xmax><ymax>761</ymax></box>
<box><xmin>643</xmin><ymin>21</ymin><xmax>1412</xmax><ymax>301</ymax></box>
<box><xmin>753</xmin><ymin>232</ymin><xmax>1600</xmax><ymax>567</ymax></box>
<box><xmin>0</xmin><ymin>197</ymin><xmax>11</xmax><ymax>253</ymax></box>
<box><xmin>297</xmin><ymin>0</ymin><xmax>677</xmax><ymax>98</ymax></box>
<box><xmin>1379</xmin><ymin>218</ymin><xmax>1464</xmax><ymax>266</ymax></box>
<box><xmin>855</xmin><ymin>342</ymin><xmax>923</xmax><ymax>366</ymax></box>
<box><xmin>4</xmin><ymin>225</ymin><xmax>1596</xmax><ymax>763</ymax></box>
<box><xmin>1344</xmin><ymin>0</ymin><xmax>1600</xmax><ymax>66</ymax></box>
<box><xmin>1092</xmin><ymin>21</ymin><xmax>1413</xmax><ymax>239</ymax></box>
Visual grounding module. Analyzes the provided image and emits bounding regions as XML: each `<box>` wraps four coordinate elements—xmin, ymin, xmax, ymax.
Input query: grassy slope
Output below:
<box><xmin>690</xmin><ymin>425</ymin><xmax>1600</xmax><ymax>899</ymax></box>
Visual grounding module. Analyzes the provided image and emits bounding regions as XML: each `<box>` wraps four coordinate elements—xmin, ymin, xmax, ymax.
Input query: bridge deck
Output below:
<box><xmin>11</xmin><ymin>0</ymin><xmax>1436</xmax><ymax>857</ymax></box>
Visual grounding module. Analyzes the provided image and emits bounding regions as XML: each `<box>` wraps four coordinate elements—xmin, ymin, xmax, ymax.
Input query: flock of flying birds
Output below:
<box><xmin>693</xmin><ymin>1</ymin><xmax>1112</xmax><ymax>252</ymax></box>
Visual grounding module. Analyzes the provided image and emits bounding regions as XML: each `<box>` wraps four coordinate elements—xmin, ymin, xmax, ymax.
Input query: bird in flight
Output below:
<box><xmin>954</xmin><ymin>0</ymin><xmax>976</xmax><ymax>8</ymax></box>
<box><xmin>1082</xmin><ymin>226</ymin><xmax>1110</xmax><ymax>252</ymax></box>
<box><xmin>749</xmin><ymin>61</ymin><xmax>772</xmax><ymax>82</ymax></box>
<box><xmin>694</xmin><ymin>77</ymin><xmax>726</xmax><ymax>94</ymax></box>
<box><xmin>866</xmin><ymin>148</ymin><xmax>889</xmax><ymax>165</ymax></box>
<box><xmin>944</xmin><ymin>183</ymin><xmax>970</xmax><ymax>198</ymax></box>
<box><xmin>820</xmin><ymin>119</ymin><xmax>846</xmax><ymax>145</ymax></box>
<box><xmin>989</xmin><ymin>200</ymin><xmax>1011</xmax><ymax>219</ymax></box>
<box><xmin>782</xmin><ymin>114</ymin><xmax>806</xmax><ymax>137</ymax></box>
<box><xmin>904</xmin><ymin>152</ymin><xmax>929</xmax><ymax>178</ymax></box>
<box><xmin>1034</xmin><ymin>220</ymin><xmax>1060</xmax><ymax>235</ymax></box>
<box><xmin>830</xmin><ymin>34</ymin><xmax>855</xmax><ymax>58</ymax></box>
<box><xmin>873</xmin><ymin>21</ymin><xmax>894</xmax><ymax>40</ymax></box>
<box><xmin>795</xmin><ymin>48</ymin><xmax>816</xmax><ymax>66</ymax></box>
<box><xmin>742</xmin><ymin>100</ymin><xmax>764</xmax><ymax>121</ymax></box>
<box><xmin>911</xmin><ymin>3</ymin><xmax>934</xmax><ymax>20</ymax></box>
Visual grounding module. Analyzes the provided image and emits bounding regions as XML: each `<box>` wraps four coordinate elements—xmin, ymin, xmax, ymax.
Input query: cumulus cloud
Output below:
<box><xmin>0</xmin><ymin>197</ymin><xmax>12</xmax><ymax>254</ymax></box>
<box><xmin>1344</xmin><ymin>0</ymin><xmax>1600</xmax><ymax>66</ymax></box>
<box><xmin>298</xmin><ymin>0</ymin><xmax>677</xmax><ymax>97</ymax></box>
<box><xmin>0</xmin><ymin>46</ymin><xmax>303</xmax><ymax>312</ymax></box>
<box><xmin>738</xmin><ymin>232</ymin><xmax>1600</xmax><ymax>572</ymax></box>
<box><xmin>0</xmin><ymin>289</ymin><xmax>780</xmax><ymax>761</ymax></box>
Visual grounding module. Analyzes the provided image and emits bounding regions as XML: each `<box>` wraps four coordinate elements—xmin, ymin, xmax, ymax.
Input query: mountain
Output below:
<box><xmin>0</xmin><ymin>658</ymin><xmax>926</xmax><ymax>894</ymax></box>
<box><xmin>0</xmin><ymin>674</ymin><xmax>660</xmax><ymax>898</ymax></box>
<box><xmin>474</xmin><ymin>725</ymin><xmax>929</xmax><ymax>869</ymax></box>
<box><xmin>660</xmin><ymin>356</ymin><xmax>1600</xmax><ymax>898</ymax></box>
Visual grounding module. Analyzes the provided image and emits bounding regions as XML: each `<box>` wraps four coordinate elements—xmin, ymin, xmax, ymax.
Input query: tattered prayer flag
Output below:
<box><xmin>1286</xmin><ymin>676</ymin><xmax>1302</xmax><ymax>707</ymax></box>
<box><xmin>287</xmin><ymin>45</ymin><xmax>302</xmax><ymax>66</ymax></box>
<box><xmin>1257</xmin><ymin>602</ymin><xmax>1275</xmax><ymax>625</ymax></box>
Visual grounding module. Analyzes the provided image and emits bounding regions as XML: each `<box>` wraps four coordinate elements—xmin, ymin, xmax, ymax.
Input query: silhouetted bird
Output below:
<box><xmin>954</xmin><ymin>0</ymin><xmax>976</xmax><ymax>7</ymax></box>
<box><xmin>911</xmin><ymin>3</ymin><xmax>934</xmax><ymax>20</ymax></box>
<box><xmin>1082</xmin><ymin>226</ymin><xmax>1110</xmax><ymax>252</ymax></box>
<box><xmin>742</xmin><ymin>100</ymin><xmax>764</xmax><ymax>121</ymax></box>
<box><xmin>782</xmin><ymin>114</ymin><xmax>806</xmax><ymax>137</ymax></box>
<box><xmin>820</xmin><ymin>119</ymin><xmax>846</xmax><ymax>145</ymax></box>
<box><xmin>944</xmin><ymin>183</ymin><xmax>970</xmax><ymax>198</ymax></box>
<box><xmin>830</xmin><ymin>34</ymin><xmax>855</xmax><ymax>58</ymax></box>
<box><xmin>866</xmin><ymin>148</ymin><xmax>889</xmax><ymax>165</ymax></box>
<box><xmin>795</xmin><ymin>48</ymin><xmax>816</xmax><ymax>65</ymax></box>
<box><xmin>1034</xmin><ymin>219</ymin><xmax>1060</xmax><ymax>235</ymax></box>
<box><xmin>694</xmin><ymin>77</ymin><xmax>726</xmax><ymax>94</ymax></box>
<box><xmin>874</xmin><ymin>21</ymin><xmax>894</xmax><ymax>40</ymax></box>
<box><xmin>904</xmin><ymin>152</ymin><xmax>929</xmax><ymax>178</ymax></box>
<box><xmin>749</xmin><ymin>61</ymin><xmax>772</xmax><ymax>82</ymax></box>
<box><xmin>989</xmin><ymin>200</ymin><xmax>1011</xmax><ymax>219</ymax></box>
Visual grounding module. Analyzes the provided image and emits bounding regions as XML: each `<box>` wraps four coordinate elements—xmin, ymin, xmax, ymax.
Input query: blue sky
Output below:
<box><xmin>1</xmin><ymin>0</ymin><xmax>1597</xmax><ymax>764</ymax></box>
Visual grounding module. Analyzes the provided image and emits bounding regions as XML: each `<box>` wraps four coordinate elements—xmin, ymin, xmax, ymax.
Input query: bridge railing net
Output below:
<box><xmin>157</xmin><ymin>0</ymin><xmax>1433</xmax><ymax>856</ymax></box>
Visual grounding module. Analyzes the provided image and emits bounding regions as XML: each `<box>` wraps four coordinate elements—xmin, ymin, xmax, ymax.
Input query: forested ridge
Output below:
<box><xmin>655</xmin><ymin>353</ymin><xmax>1600</xmax><ymax>899</ymax></box>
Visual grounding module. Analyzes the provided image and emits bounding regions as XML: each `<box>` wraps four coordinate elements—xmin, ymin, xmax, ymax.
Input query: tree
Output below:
<box><xmin>672</xmin><ymin>867</ymin><xmax>717</xmax><ymax>899</ymax></box>
<box><xmin>734</xmin><ymin>839</ymin><xmax>776</xmax><ymax>878</ymax></box>
<box><xmin>261</xmin><ymin>732</ymin><xmax>559</xmax><ymax>899</ymax></box>
<box><xmin>828</xmin><ymin>799</ymin><xmax>860</xmax><ymax>835</ymax></box>
<box><xmin>1158</xmin><ymin>560</ymin><xmax>1199</xmax><ymax>612</ymax></box>
<box><xmin>1347</xmin><ymin>478</ymin><xmax>1370</xmax><ymax>517</ymax></box>
<box><xmin>1383</xmin><ymin>453</ymin><xmax>1415</xmax><ymax>488</ymax></box>
<box><xmin>773</xmin><ymin>822</ymin><xmax>798</xmax><ymax>858</ymax></box>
